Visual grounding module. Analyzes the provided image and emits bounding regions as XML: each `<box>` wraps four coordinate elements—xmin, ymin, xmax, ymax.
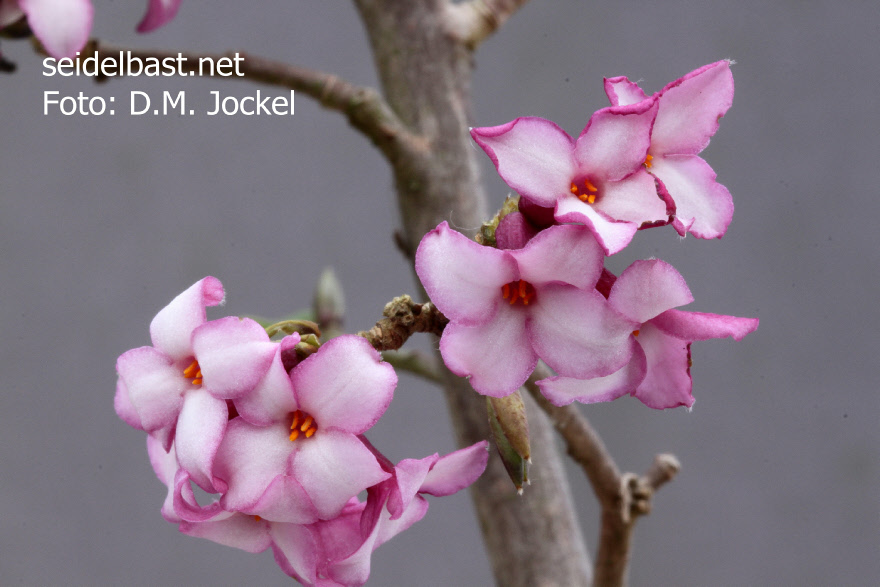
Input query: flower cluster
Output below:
<box><xmin>416</xmin><ymin>61</ymin><xmax>758</xmax><ymax>409</ymax></box>
<box><xmin>115</xmin><ymin>277</ymin><xmax>488</xmax><ymax>585</ymax></box>
<box><xmin>0</xmin><ymin>0</ymin><xmax>180</xmax><ymax>58</ymax></box>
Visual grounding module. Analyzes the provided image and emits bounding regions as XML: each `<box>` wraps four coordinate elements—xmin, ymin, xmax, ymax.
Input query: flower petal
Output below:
<box><xmin>19</xmin><ymin>0</ymin><xmax>92</xmax><ymax>58</ymax></box>
<box><xmin>631</xmin><ymin>323</ymin><xmax>694</xmax><ymax>409</ymax></box>
<box><xmin>419</xmin><ymin>441</ymin><xmax>489</xmax><ymax>496</ymax></box>
<box><xmin>574</xmin><ymin>101</ymin><xmax>657</xmax><ymax>182</ymax></box>
<box><xmin>115</xmin><ymin>346</ymin><xmax>184</xmax><ymax>434</ymax></box>
<box><xmin>181</xmin><ymin>513</ymin><xmax>272</xmax><ymax>554</ymax></box>
<box><xmin>495</xmin><ymin>211</ymin><xmax>538</xmax><ymax>250</ymax></box>
<box><xmin>233</xmin><ymin>347</ymin><xmax>297</xmax><ymax>426</ymax></box>
<box><xmin>653</xmin><ymin>155</ymin><xmax>734</xmax><ymax>239</ymax></box>
<box><xmin>214</xmin><ymin>419</ymin><xmax>296</xmax><ymax>514</ymax></box>
<box><xmin>593</xmin><ymin>169</ymin><xmax>668</xmax><ymax>226</ymax></box>
<box><xmin>510</xmin><ymin>224</ymin><xmax>603</xmax><ymax>289</ymax></box>
<box><xmin>270</xmin><ymin>523</ymin><xmax>319</xmax><ymax>584</ymax></box>
<box><xmin>149</xmin><ymin>276</ymin><xmax>225</xmax><ymax>361</ymax></box>
<box><xmin>554</xmin><ymin>196</ymin><xmax>638</xmax><ymax>255</ymax></box>
<box><xmin>651</xmin><ymin>60</ymin><xmax>734</xmax><ymax>156</ymax></box>
<box><xmin>604</xmin><ymin>76</ymin><xmax>648</xmax><ymax>107</ymax></box>
<box><xmin>174</xmin><ymin>387</ymin><xmax>228</xmax><ymax>491</ymax></box>
<box><xmin>293</xmin><ymin>335</ymin><xmax>395</xmax><ymax>435</ymax></box>
<box><xmin>293</xmin><ymin>431</ymin><xmax>390</xmax><ymax>520</ymax></box>
<box><xmin>136</xmin><ymin>0</ymin><xmax>182</xmax><ymax>33</ymax></box>
<box><xmin>439</xmin><ymin>306</ymin><xmax>537</xmax><ymax>397</ymax></box>
<box><xmin>608</xmin><ymin>259</ymin><xmax>694</xmax><ymax>323</ymax></box>
<box><xmin>471</xmin><ymin>117</ymin><xmax>576</xmax><ymax>207</ymax></box>
<box><xmin>529</xmin><ymin>284</ymin><xmax>637</xmax><ymax>379</ymax></box>
<box><xmin>651</xmin><ymin>308</ymin><xmax>759</xmax><ymax>342</ymax></box>
<box><xmin>416</xmin><ymin>221</ymin><xmax>515</xmax><ymax>325</ymax></box>
<box><xmin>537</xmin><ymin>343</ymin><xmax>647</xmax><ymax>406</ymax></box>
<box><xmin>192</xmin><ymin>316</ymin><xmax>278</xmax><ymax>400</ymax></box>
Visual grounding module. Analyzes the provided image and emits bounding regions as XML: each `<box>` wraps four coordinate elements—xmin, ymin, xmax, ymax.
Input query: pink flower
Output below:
<box><xmin>604</xmin><ymin>61</ymin><xmax>735</xmax><ymax>239</ymax></box>
<box><xmin>212</xmin><ymin>335</ymin><xmax>395</xmax><ymax>525</ymax></box>
<box><xmin>0</xmin><ymin>0</ymin><xmax>93</xmax><ymax>58</ymax></box>
<box><xmin>538</xmin><ymin>260</ymin><xmax>759</xmax><ymax>409</ymax></box>
<box><xmin>471</xmin><ymin>101</ymin><xmax>667</xmax><ymax>255</ymax></box>
<box><xmin>115</xmin><ymin>277</ymin><xmax>281</xmax><ymax>490</ymax></box>
<box><xmin>416</xmin><ymin>221</ymin><xmax>637</xmax><ymax>397</ymax></box>
<box><xmin>272</xmin><ymin>441</ymin><xmax>489</xmax><ymax>586</ymax></box>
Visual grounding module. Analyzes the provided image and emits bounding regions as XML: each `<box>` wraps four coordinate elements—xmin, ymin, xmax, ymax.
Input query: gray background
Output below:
<box><xmin>1</xmin><ymin>0</ymin><xmax>877</xmax><ymax>585</ymax></box>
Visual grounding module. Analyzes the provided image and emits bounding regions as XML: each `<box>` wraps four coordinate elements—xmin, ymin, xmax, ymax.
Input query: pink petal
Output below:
<box><xmin>416</xmin><ymin>221</ymin><xmax>516</xmax><ymax>326</ymax></box>
<box><xmin>19</xmin><ymin>0</ymin><xmax>92</xmax><ymax>58</ymax></box>
<box><xmin>180</xmin><ymin>512</ymin><xmax>272</xmax><ymax>554</ymax></box>
<box><xmin>113</xmin><ymin>377</ymin><xmax>142</xmax><ymax>430</ymax></box>
<box><xmin>149</xmin><ymin>276</ymin><xmax>225</xmax><ymax>361</ymax></box>
<box><xmin>233</xmin><ymin>348</ymin><xmax>297</xmax><ymax>426</ymax></box>
<box><xmin>510</xmin><ymin>224</ymin><xmax>604</xmax><ymax>289</ymax></box>
<box><xmin>471</xmin><ymin>117</ymin><xmax>577</xmax><ymax>207</ymax></box>
<box><xmin>115</xmin><ymin>346</ymin><xmax>184</xmax><ymax>434</ymax></box>
<box><xmin>136</xmin><ymin>0</ymin><xmax>182</xmax><ymax>33</ymax></box>
<box><xmin>651</xmin><ymin>60</ymin><xmax>734</xmax><ymax>156</ymax></box>
<box><xmin>439</xmin><ymin>307</ymin><xmax>537</xmax><ymax>397</ymax></box>
<box><xmin>248</xmin><ymin>472</ymin><xmax>318</xmax><ymax>523</ymax></box>
<box><xmin>192</xmin><ymin>316</ymin><xmax>278</xmax><ymax>400</ymax></box>
<box><xmin>604</xmin><ymin>76</ymin><xmax>648</xmax><ymax>107</ymax></box>
<box><xmin>172</xmin><ymin>469</ymin><xmax>223</xmax><ymax>523</ymax></box>
<box><xmin>554</xmin><ymin>196</ymin><xmax>638</xmax><ymax>255</ymax></box>
<box><xmin>574</xmin><ymin>101</ymin><xmax>657</xmax><ymax>182</ymax></box>
<box><xmin>174</xmin><ymin>387</ymin><xmax>228</xmax><ymax>492</ymax></box>
<box><xmin>608</xmin><ymin>259</ymin><xmax>694</xmax><ymax>323</ymax></box>
<box><xmin>537</xmin><ymin>343</ymin><xmax>647</xmax><ymax>406</ymax></box>
<box><xmin>593</xmin><ymin>169</ymin><xmax>668</xmax><ymax>226</ymax></box>
<box><xmin>293</xmin><ymin>335</ymin><xmax>395</xmax><ymax>435</ymax></box>
<box><xmin>419</xmin><ymin>441</ymin><xmax>489</xmax><ymax>496</ymax></box>
<box><xmin>293</xmin><ymin>431</ymin><xmax>391</xmax><ymax>520</ymax></box>
<box><xmin>270</xmin><ymin>523</ymin><xmax>319</xmax><ymax>584</ymax></box>
<box><xmin>631</xmin><ymin>323</ymin><xmax>694</xmax><ymax>409</ymax></box>
<box><xmin>384</xmin><ymin>455</ymin><xmax>438</xmax><ymax>519</ymax></box>
<box><xmin>653</xmin><ymin>155</ymin><xmax>734</xmax><ymax>239</ymax></box>
<box><xmin>651</xmin><ymin>308</ymin><xmax>759</xmax><ymax>342</ymax></box>
<box><xmin>146</xmin><ymin>435</ymin><xmax>180</xmax><ymax>522</ymax></box>
<box><xmin>214</xmin><ymin>419</ymin><xmax>299</xmax><ymax>514</ymax></box>
<box><xmin>529</xmin><ymin>284</ymin><xmax>637</xmax><ymax>379</ymax></box>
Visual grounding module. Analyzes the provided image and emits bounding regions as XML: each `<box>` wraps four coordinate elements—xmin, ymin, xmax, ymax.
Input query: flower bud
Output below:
<box><xmin>486</xmin><ymin>391</ymin><xmax>531</xmax><ymax>492</ymax></box>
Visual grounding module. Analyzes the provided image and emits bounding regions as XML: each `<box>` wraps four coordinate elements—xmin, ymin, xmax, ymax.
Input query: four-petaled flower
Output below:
<box><xmin>538</xmin><ymin>259</ymin><xmax>759</xmax><ymax>409</ymax></box>
<box><xmin>416</xmin><ymin>221</ymin><xmax>637</xmax><ymax>397</ymax></box>
<box><xmin>471</xmin><ymin>100</ymin><xmax>668</xmax><ymax>255</ymax></box>
<box><xmin>604</xmin><ymin>60</ymin><xmax>735</xmax><ymax>239</ymax></box>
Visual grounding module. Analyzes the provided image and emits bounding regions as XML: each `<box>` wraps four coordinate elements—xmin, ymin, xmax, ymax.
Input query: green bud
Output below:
<box><xmin>487</xmin><ymin>391</ymin><xmax>531</xmax><ymax>492</ymax></box>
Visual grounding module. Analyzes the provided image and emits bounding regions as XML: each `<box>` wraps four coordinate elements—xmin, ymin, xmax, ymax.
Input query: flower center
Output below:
<box><xmin>288</xmin><ymin>409</ymin><xmax>318</xmax><ymax>441</ymax></box>
<box><xmin>570</xmin><ymin>178</ymin><xmax>599</xmax><ymax>204</ymax></box>
<box><xmin>501</xmin><ymin>280</ymin><xmax>536</xmax><ymax>306</ymax></box>
<box><xmin>644</xmin><ymin>154</ymin><xmax>653</xmax><ymax>169</ymax></box>
<box><xmin>182</xmin><ymin>359</ymin><xmax>203</xmax><ymax>386</ymax></box>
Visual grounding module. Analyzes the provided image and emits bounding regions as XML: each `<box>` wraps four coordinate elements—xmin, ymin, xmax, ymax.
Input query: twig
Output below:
<box><xmin>525</xmin><ymin>363</ymin><xmax>681</xmax><ymax>587</ymax></box>
<box><xmin>356</xmin><ymin>294</ymin><xmax>448</xmax><ymax>351</ymax></box>
<box><xmin>381</xmin><ymin>349</ymin><xmax>444</xmax><ymax>383</ymax></box>
<box><xmin>82</xmin><ymin>40</ymin><xmax>427</xmax><ymax>161</ymax></box>
<box><xmin>443</xmin><ymin>0</ymin><xmax>533</xmax><ymax>48</ymax></box>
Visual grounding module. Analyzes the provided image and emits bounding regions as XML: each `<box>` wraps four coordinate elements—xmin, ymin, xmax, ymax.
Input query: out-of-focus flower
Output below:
<box><xmin>604</xmin><ymin>61</ymin><xmax>735</xmax><ymax>239</ymax></box>
<box><xmin>416</xmin><ymin>221</ymin><xmax>636</xmax><ymax>397</ymax></box>
<box><xmin>538</xmin><ymin>259</ymin><xmax>759</xmax><ymax>409</ymax></box>
<box><xmin>471</xmin><ymin>102</ymin><xmax>667</xmax><ymax>255</ymax></box>
<box><xmin>0</xmin><ymin>0</ymin><xmax>93</xmax><ymax>58</ymax></box>
<box><xmin>137</xmin><ymin>0</ymin><xmax>182</xmax><ymax>33</ymax></box>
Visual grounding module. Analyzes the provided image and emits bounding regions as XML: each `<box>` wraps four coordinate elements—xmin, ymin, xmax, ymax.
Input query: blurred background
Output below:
<box><xmin>1</xmin><ymin>1</ymin><xmax>877</xmax><ymax>584</ymax></box>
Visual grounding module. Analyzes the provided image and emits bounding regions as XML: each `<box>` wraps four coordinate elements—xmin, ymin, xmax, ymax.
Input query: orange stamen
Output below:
<box><xmin>288</xmin><ymin>410</ymin><xmax>318</xmax><ymax>441</ymax></box>
<box><xmin>500</xmin><ymin>280</ymin><xmax>536</xmax><ymax>307</ymax></box>
<box><xmin>289</xmin><ymin>428</ymin><xmax>300</xmax><ymax>441</ymax></box>
<box><xmin>570</xmin><ymin>183</ymin><xmax>579</xmax><ymax>194</ymax></box>
<box><xmin>632</xmin><ymin>329</ymin><xmax>640</xmax><ymax>337</ymax></box>
<box><xmin>586</xmin><ymin>194</ymin><xmax>596</xmax><ymax>204</ymax></box>
<box><xmin>290</xmin><ymin>410</ymin><xmax>302</xmax><ymax>430</ymax></box>
<box><xmin>644</xmin><ymin>154</ymin><xmax>653</xmax><ymax>168</ymax></box>
<box><xmin>300</xmin><ymin>415</ymin><xmax>314</xmax><ymax>432</ymax></box>
<box><xmin>182</xmin><ymin>360</ymin><xmax>199</xmax><ymax>379</ymax></box>
<box><xmin>304</xmin><ymin>425</ymin><xmax>317</xmax><ymax>438</ymax></box>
